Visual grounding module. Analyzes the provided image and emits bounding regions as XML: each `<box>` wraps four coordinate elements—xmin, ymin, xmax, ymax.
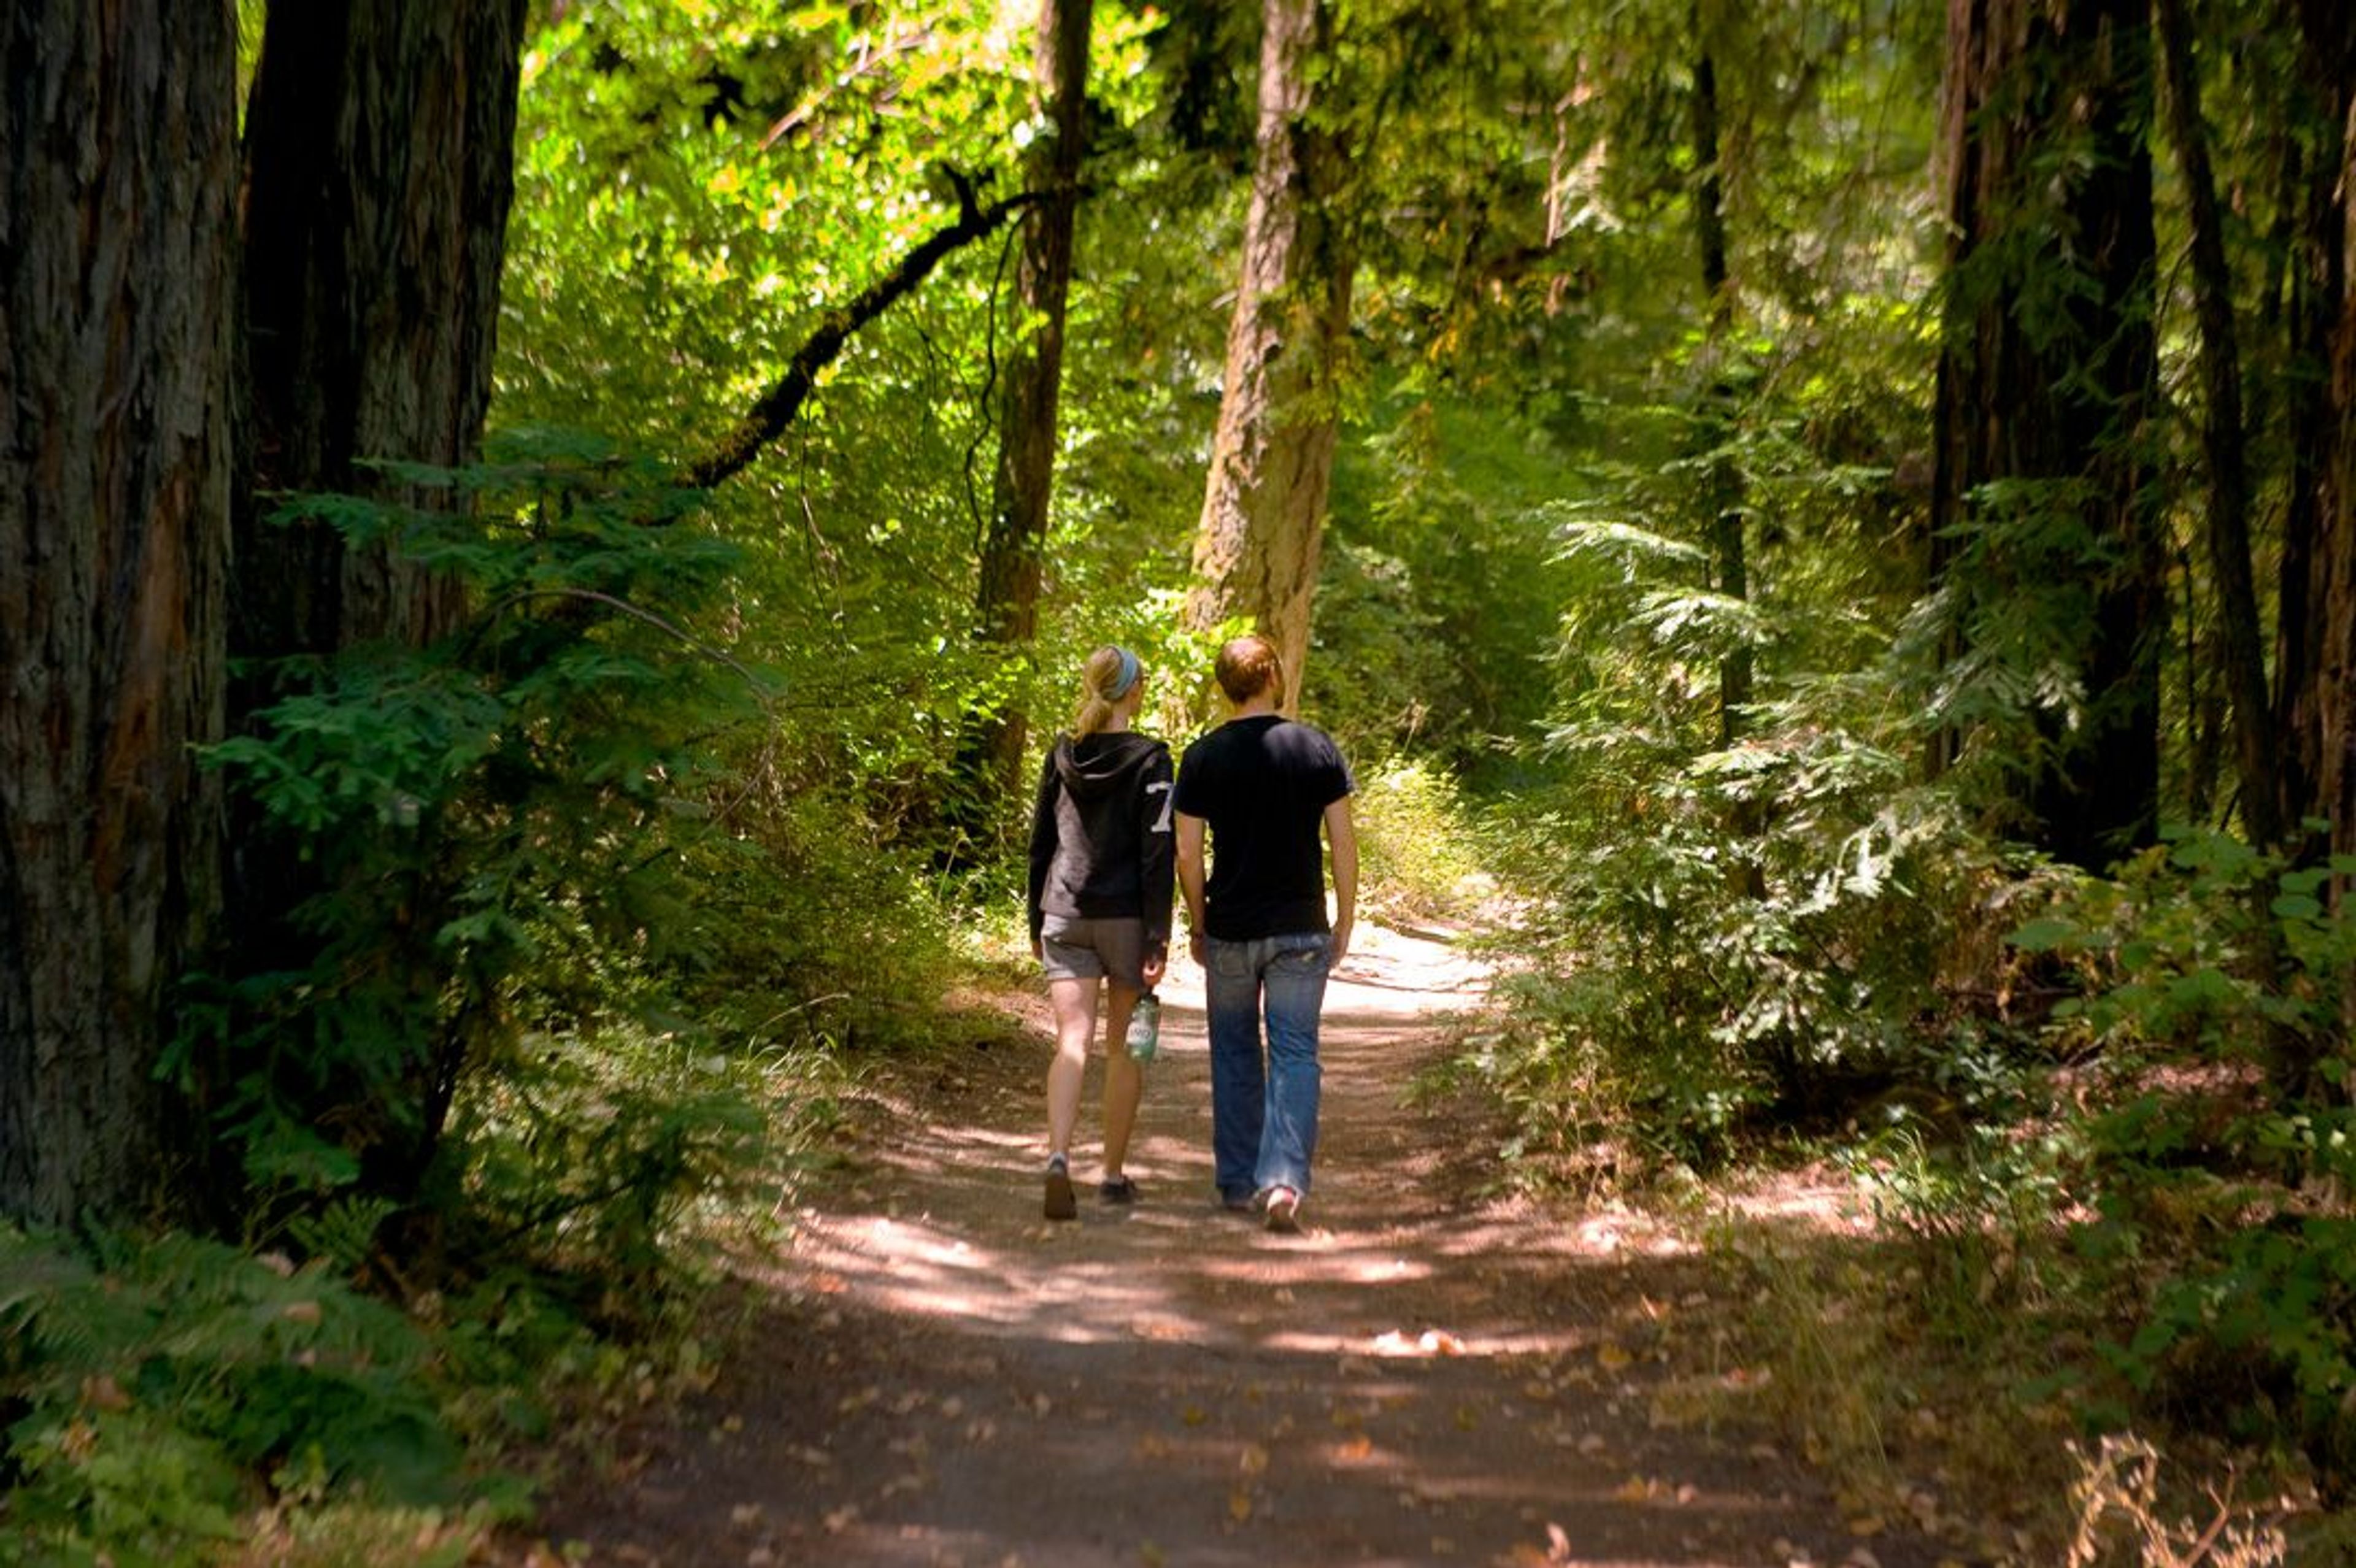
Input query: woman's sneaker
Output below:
<box><xmin>1044</xmin><ymin>1153</ymin><xmax>1077</xmax><ymax>1220</ymax></box>
<box><xmin>1263</xmin><ymin>1185</ymin><xmax>1301</xmax><ymax>1234</ymax></box>
<box><xmin>1099</xmin><ymin>1175</ymin><xmax>1139</xmax><ymax>1205</ymax></box>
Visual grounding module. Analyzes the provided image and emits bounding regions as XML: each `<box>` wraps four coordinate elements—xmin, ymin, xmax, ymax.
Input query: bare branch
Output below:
<box><xmin>683</xmin><ymin>174</ymin><xmax>1050</xmax><ymax>494</ymax></box>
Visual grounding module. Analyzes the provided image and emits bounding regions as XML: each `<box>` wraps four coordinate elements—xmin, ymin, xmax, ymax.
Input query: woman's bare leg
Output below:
<box><xmin>1045</xmin><ymin>975</ymin><xmax>1099</xmax><ymax>1157</ymax></box>
<box><xmin>1099</xmin><ymin>984</ymin><xmax>1143</xmax><ymax>1178</ymax></box>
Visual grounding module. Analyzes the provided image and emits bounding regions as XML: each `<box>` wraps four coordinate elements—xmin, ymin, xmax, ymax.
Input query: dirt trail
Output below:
<box><xmin>543</xmin><ymin>924</ymin><xmax>1954</xmax><ymax>1567</ymax></box>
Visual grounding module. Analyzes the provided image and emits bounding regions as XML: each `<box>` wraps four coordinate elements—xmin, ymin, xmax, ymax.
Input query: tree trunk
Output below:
<box><xmin>2308</xmin><ymin>10</ymin><xmax>2356</xmax><ymax>875</ymax></box>
<box><xmin>1930</xmin><ymin>0</ymin><xmax>2162</xmax><ymax>872</ymax></box>
<box><xmin>1184</xmin><ymin>0</ymin><xmax>1355</xmax><ymax>698</ymax></box>
<box><xmin>957</xmin><ymin>0</ymin><xmax>1095</xmax><ymax>836</ymax></box>
<box><xmin>1690</xmin><ymin>25</ymin><xmax>1752</xmax><ymax>751</ymax></box>
<box><xmin>2156</xmin><ymin>0</ymin><xmax>2277</xmax><ymax>848</ymax></box>
<box><xmin>2275</xmin><ymin>1</ymin><xmax>2355</xmax><ymax>857</ymax></box>
<box><xmin>236</xmin><ymin>0</ymin><xmax>530</xmax><ymax>661</ymax></box>
<box><xmin>0</xmin><ymin>1</ymin><xmax>237</xmax><ymax>1225</ymax></box>
<box><xmin>228</xmin><ymin>0</ymin><xmax>530</xmax><ymax>1197</ymax></box>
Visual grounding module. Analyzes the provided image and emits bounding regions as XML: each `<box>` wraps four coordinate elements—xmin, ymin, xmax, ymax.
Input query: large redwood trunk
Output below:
<box><xmin>0</xmin><ymin>1</ymin><xmax>237</xmax><ymax>1224</ymax></box>
<box><xmin>1184</xmin><ymin>0</ymin><xmax>1356</xmax><ymax>697</ymax></box>
<box><xmin>1930</xmin><ymin>0</ymin><xmax>2162</xmax><ymax>871</ymax></box>
<box><xmin>226</xmin><ymin>0</ymin><xmax>531</xmax><ymax>1197</ymax></box>
<box><xmin>236</xmin><ymin>0</ymin><xmax>530</xmax><ymax>660</ymax></box>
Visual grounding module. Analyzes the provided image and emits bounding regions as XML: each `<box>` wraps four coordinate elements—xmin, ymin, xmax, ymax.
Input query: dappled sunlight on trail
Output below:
<box><xmin>541</xmin><ymin>924</ymin><xmax>1957</xmax><ymax>1568</ymax></box>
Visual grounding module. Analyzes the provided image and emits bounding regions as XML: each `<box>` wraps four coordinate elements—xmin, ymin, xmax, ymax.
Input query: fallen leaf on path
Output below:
<box><xmin>1596</xmin><ymin>1341</ymin><xmax>1633</xmax><ymax>1371</ymax></box>
<box><xmin>1419</xmin><ymin>1329</ymin><xmax>1466</xmax><ymax>1355</ymax></box>
<box><xmin>730</xmin><ymin>1504</ymin><xmax>764</xmax><ymax>1528</ymax></box>
<box><xmin>1228</xmin><ymin>1486</ymin><xmax>1253</xmax><ymax>1522</ymax></box>
<box><xmin>1239</xmin><ymin>1443</ymin><xmax>1269</xmax><ymax>1477</ymax></box>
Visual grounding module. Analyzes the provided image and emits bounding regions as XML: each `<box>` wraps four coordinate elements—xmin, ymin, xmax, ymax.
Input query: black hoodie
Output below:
<box><xmin>1026</xmin><ymin>729</ymin><xmax>1176</xmax><ymax>951</ymax></box>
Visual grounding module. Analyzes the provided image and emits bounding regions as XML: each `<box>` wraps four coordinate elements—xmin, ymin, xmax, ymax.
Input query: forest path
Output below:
<box><xmin>539</xmin><ymin>924</ymin><xmax>1952</xmax><ymax>1568</ymax></box>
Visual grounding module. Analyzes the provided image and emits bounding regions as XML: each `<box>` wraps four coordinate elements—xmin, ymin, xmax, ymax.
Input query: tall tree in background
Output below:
<box><xmin>1185</xmin><ymin>0</ymin><xmax>1355</xmax><ymax>694</ymax></box>
<box><xmin>2154</xmin><ymin>0</ymin><xmax>2276</xmax><ymax>848</ymax></box>
<box><xmin>2276</xmin><ymin>3</ymin><xmax>2356</xmax><ymax>874</ymax></box>
<box><xmin>0</xmin><ymin>1</ymin><xmax>237</xmax><ymax>1225</ymax></box>
<box><xmin>2300</xmin><ymin>7</ymin><xmax>2356</xmax><ymax>877</ymax></box>
<box><xmin>957</xmin><ymin>0</ymin><xmax>1096</xmax><ymax>831</ymax></box>
<box><xmin>1930</xmin><ymin>0</ymin><xmax>2162</xmax><ymax>870</ymax></box>
<box><xmin>1688</xmin><ymin>4</ymin><xmax>1750</xmax><ymax>753</ymax></box>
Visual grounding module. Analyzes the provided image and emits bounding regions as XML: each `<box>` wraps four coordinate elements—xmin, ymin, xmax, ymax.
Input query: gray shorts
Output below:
<box><xmin>1039</xmin><ymin>915</ymin><xmax>1150</xmax><ymax>990</ymax></box>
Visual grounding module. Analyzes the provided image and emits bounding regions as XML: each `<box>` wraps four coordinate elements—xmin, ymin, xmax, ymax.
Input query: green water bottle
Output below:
<box><xmin>1126</xmin><ymin>992</ymin><xmax>1161</xmax><ymax>1062</ymax></box>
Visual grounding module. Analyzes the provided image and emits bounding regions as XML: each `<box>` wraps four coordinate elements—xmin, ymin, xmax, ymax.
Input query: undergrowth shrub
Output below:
<box><xmin>47</xmin><ymin>433</ymin><xmax>937</xmax><ymax>1562</ymax></box>
<box><xmin>1482</xmin><ymin>725</ymin><xmax>2024</xmax><ymax>1174</ymax></box>
<box><xmin>0</xmin><ymin>1226</ymin><xmax>499</xmax><ymax>1567</ymax></box>
<box><xmin>2009</xmin><ymin>830</ymin><xmax>2356</xmax><ymax>1488</ymax></box>
<box><xmin>179</xmin><ymin>432</ymin><xmax>775</xmax><ymax>1226</ymax></box>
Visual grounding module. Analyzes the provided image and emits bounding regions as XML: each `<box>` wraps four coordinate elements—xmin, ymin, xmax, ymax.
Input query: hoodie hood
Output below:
<box><xmin>1053</xmin><ymin>731</ymin><xmax>1165</xmax><ymax>801</ymax></box>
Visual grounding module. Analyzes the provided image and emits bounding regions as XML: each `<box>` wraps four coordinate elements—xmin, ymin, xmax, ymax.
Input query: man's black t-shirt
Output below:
<box><xmin>1172</xmin><ymin>715</ymin><xmax>1353</xmax><ymax>941</ymax></box>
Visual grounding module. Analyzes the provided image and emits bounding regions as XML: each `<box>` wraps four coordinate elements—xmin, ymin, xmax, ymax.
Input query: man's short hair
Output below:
<box><xmin>1214</xmin><ymin>634</ymin><xmax>1285</xmax><ymax>705</ymax></box>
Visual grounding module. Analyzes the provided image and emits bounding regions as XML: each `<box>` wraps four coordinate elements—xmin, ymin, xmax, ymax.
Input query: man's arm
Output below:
<box><xmin>1323</xmin><ymin>796</ymin><xmax>1357</xmax><ymax>969</ymax></box>
<box><xmin>1175</xmin><ymin>812</ymin><xmax>1209</xmax><ymax>966</ymax></box>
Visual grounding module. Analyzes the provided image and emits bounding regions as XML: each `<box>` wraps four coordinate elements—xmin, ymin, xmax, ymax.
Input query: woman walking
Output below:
<box><xmin>1026</xmin><ymin>645</ymin><xmax>1176</xmax><ymax>1219</ymax></box>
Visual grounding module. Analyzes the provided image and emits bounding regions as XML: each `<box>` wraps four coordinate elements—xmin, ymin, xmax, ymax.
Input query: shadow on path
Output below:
<box><xmin>541</xmin><ymin>925</ymin><xmax>1952</xmax><ymax>1568</ymax></box>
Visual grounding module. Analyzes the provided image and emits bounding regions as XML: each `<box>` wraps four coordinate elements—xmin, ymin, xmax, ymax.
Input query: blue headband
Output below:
<box><xmin>1107</xmin><ymin>647</ymin><xmax>1142</xmax><ymax>701</ymax></box>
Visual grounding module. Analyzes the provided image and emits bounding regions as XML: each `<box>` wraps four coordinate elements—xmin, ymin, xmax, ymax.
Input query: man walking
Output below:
<box><xmin>1172</xmin><ymin>634</ymin><xmax>1357</xmax><ymax>1233</ymax></box>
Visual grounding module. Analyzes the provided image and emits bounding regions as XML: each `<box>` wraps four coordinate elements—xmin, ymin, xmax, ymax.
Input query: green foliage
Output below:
<box><xmin>1997</xmin><ymin>830</ymin><xmax>2356</xmax><ymax>1473</ymax></box>
<box><xmin>1482</xmin><ymin>732</ymin><xmax>2012</xmax><ymax>1171</ymax></box>
<box><xmin>2012</xmin><ymin>829</ymin><xmax>2356</xmax><ymax>1069</ymax></box>
<box><xmin>0</xmin><ymin>1226</ymin><xmax>477</xmax><ymax>1567</ymax></box>
<box><xmin>1314</xmin><ymin>393</ymin><xmax>1574</xmax><ymax>773</ymax></box>
<box><xmin>179</xmin><ymin>434</ymin><xmax>769</xmax><ymax>1222</ymax></box>
<box><xmin>1470</xmin><ymin>435</ymin><xmax>2020</xmax><ymax>1169</ymax></box>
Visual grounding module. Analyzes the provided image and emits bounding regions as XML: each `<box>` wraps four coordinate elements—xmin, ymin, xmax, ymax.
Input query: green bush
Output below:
<box><xmin>2009</xmin><ymin>830</ymin><xmax>2356</xmax><ymax>1478</ymax></box>
<box><xmin>1482</xmin><ymin>722</ymin><xmax>2017</xmax><ymax>1171</ymax></box>
<box><xmin>0</xmin><ymin>1227</ymin><xmax>478</xmax><ymax>1567</ymax></box>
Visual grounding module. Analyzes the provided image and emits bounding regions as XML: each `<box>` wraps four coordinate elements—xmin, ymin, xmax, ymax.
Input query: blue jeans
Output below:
<box><xmin>1204</xmin><ymin>933</ymin><xmax>1331</xmax><ymax>1201</ymax></box>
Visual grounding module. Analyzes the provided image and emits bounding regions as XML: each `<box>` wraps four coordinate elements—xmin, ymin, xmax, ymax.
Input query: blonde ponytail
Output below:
<box><xmin>1068</xmin><ymin>645</ymin><xmax>1142</xmax><ymax>739</ymax></box>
